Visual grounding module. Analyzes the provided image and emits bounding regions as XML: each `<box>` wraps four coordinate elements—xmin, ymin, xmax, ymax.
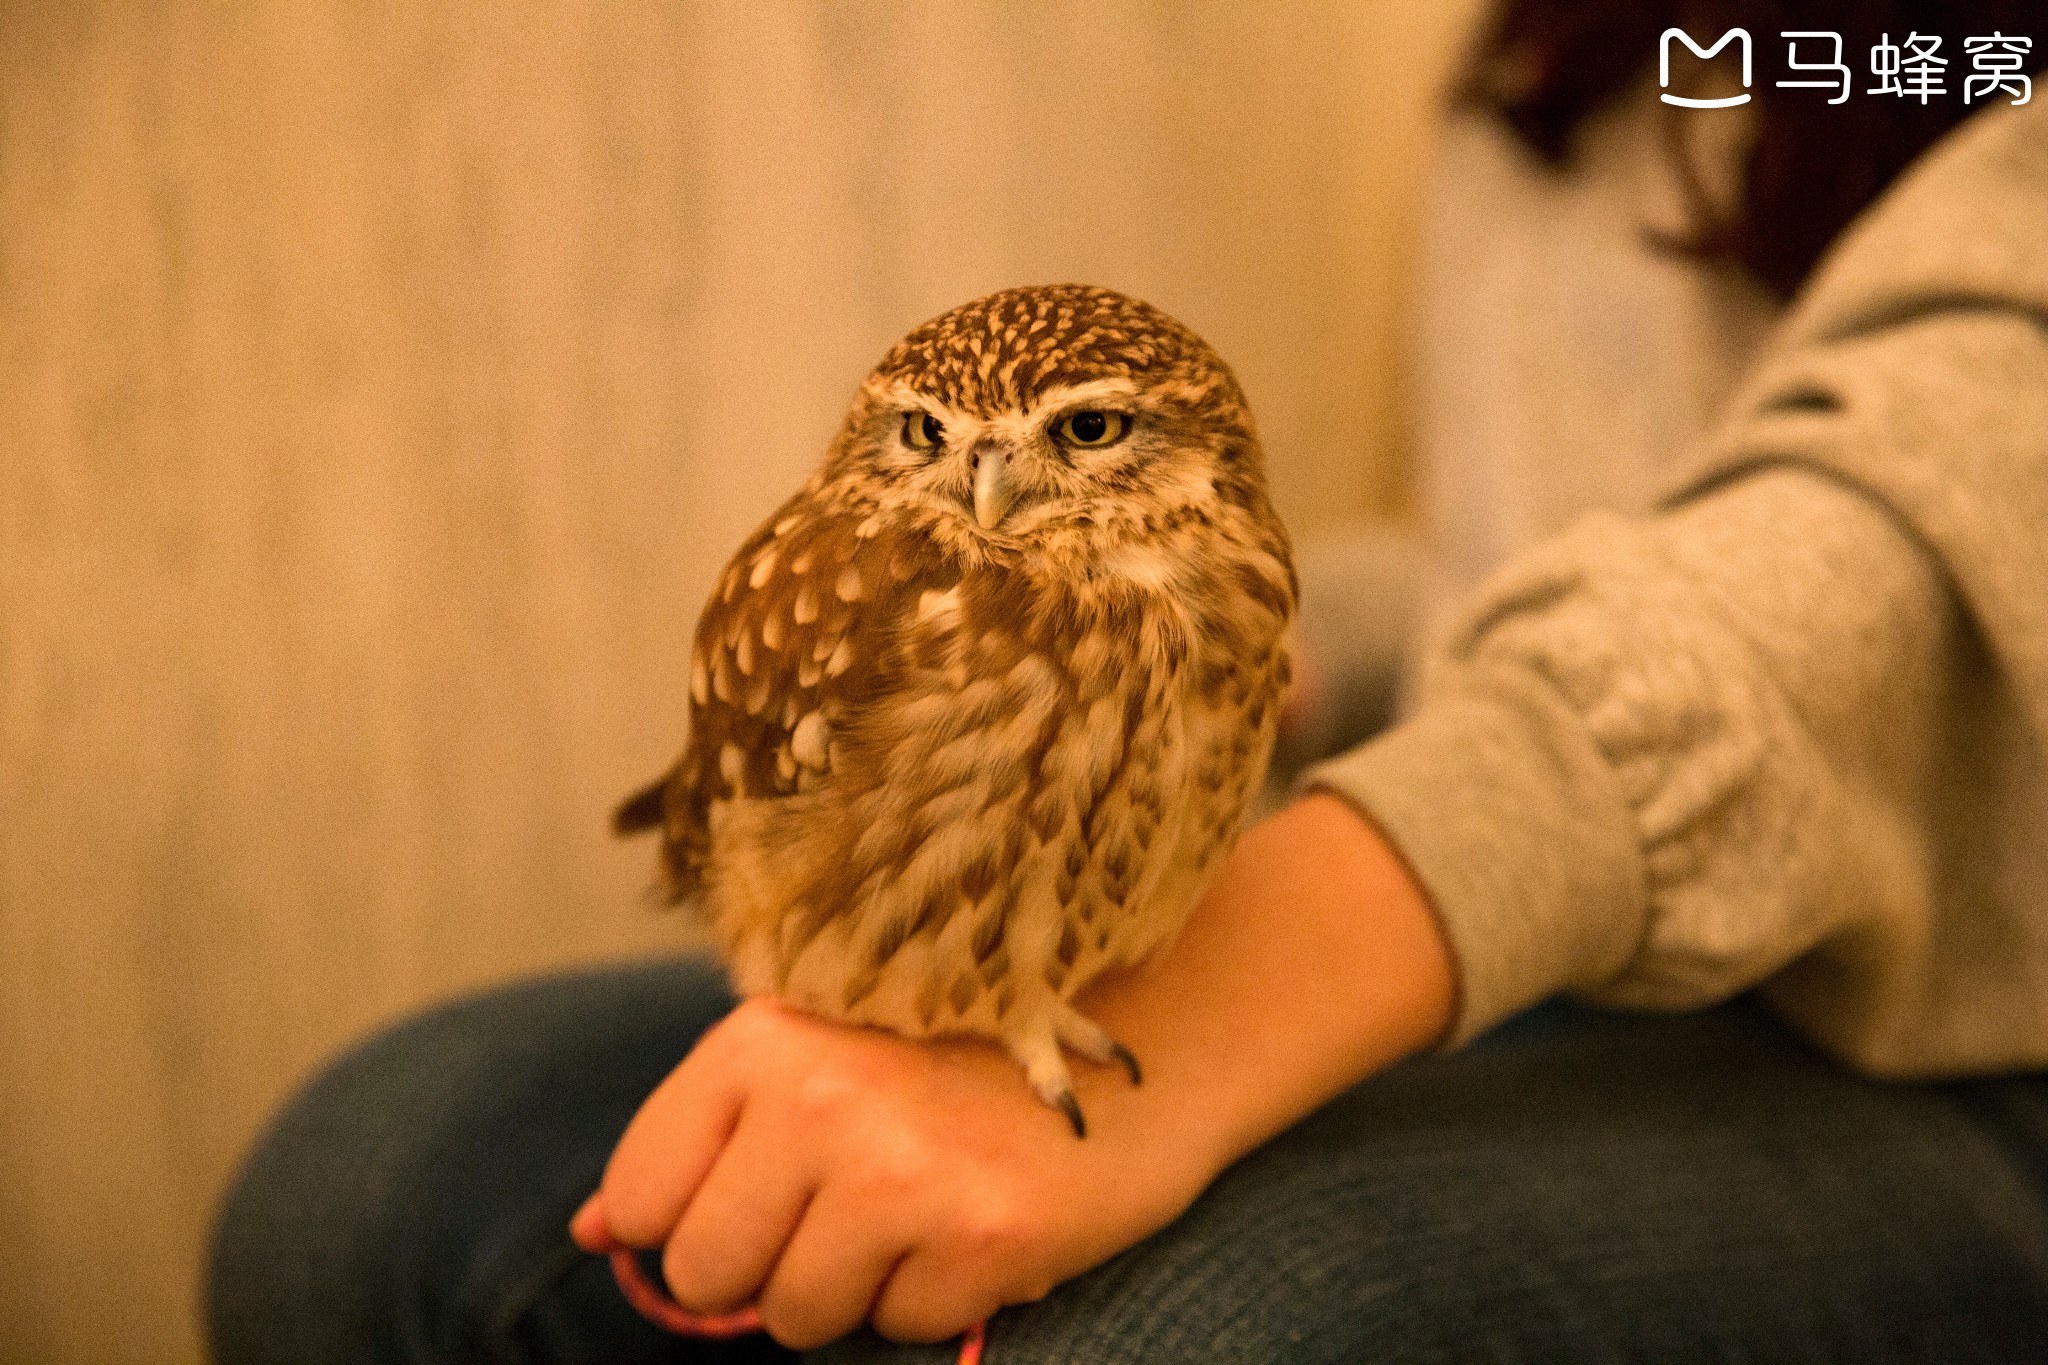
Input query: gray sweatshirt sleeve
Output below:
<box><xmin>1306</xmin><ymin>99</ymin><xmax>2048</xmax><ymax>1076</ymax></box>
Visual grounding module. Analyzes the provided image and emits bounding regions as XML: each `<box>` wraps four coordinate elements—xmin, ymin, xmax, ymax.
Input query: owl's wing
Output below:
<box><xmin>616</xmin><ymin>494</ymin><xmax>945</xmax><ymax>901</ymax></box>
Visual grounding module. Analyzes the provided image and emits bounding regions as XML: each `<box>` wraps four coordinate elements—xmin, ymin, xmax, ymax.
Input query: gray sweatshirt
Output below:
<box><xmin>1309</xmin><ymin>97</ymin><xmax>2048</xmax><ymax>1077</ymax></box>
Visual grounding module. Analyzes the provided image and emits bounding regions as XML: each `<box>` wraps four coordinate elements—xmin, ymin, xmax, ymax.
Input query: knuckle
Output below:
<box><xmin>788</xmin><ymin>1063</ymin><xmax>863</xmax><ymax>1124</ymax></box>
<box><xmin>756</xmin><ymin>1293</ymin><xmax>852</xmax><ymax>1353</ymax></box>
<box><xmin>871</xmin><ymin>1286</ymin><xmax>985</xmax><ymax>1345</ymax></box>
<box><xmin>861</xmin><ymin>1133</ymin><xmax>936</xmax><ymax>1199</ymax></box>
<box><xmin>595</xmin><ymin>1172</ymin><xmax>665</xmax><ymax>1247</ymax></box>
<box><xmin>949</xmin><ymin>1193</ymin><xmax>1031</xmax><ymax>1261</ymax></box>
<box><xmin>599</xmin><ymin>1203</ymin><xmax>663</xmax><ymax>1250</ymax></box>
<box><xmin>659</xmin><ymin>1236</ymin><xmax>733</xmax><ymax>1314</ymax></box>
<box><xmin>755</xmin><ymin>1249</ymin><xmax>877</xmax><ymax>1351</ymax></box>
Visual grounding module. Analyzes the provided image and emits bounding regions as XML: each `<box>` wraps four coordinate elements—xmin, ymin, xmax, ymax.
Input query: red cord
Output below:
<box><xmin>601</xmin><ymin>1240</ymin><xmax>986</xmax><ymax>1363</ymax></box>
<box><xmin>607</xmin><ymin>1249</ymin><xmax>767</xmax><ymax>1338</ymax></box>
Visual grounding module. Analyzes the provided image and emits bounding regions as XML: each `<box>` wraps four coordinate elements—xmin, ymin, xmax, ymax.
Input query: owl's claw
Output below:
<box><xmin>1054</xmin><ymin>1088</ymin><xmax>1088</xmax><ymax>1139</ymax></box>
<box><xmin>1051</xmin><ymin>1004</ymin><xmax>1143</xmax><ymax>1088</ymax></box>
<box><xmin>1012</xmin><ymin>1029</ymin><xmax>1089</xmax><ymax>1137</ymax></box>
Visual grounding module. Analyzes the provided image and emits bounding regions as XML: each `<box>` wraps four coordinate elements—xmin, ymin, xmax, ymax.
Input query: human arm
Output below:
<box><xmin>572</xmin><ymin>792</ymin><xmax>1453</xmax><ymax>1348</ymax></box>
<box><xmin>1309</xmin><ymin>98</ymin><xmax>2048</xmax><ymax>1069</ymax></box>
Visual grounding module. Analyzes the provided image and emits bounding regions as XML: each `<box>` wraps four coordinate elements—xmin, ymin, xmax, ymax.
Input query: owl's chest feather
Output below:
<box><xmin>701</xmin><ymin>542</ymin><xmax>1286</xmax><ymax>1035</ymax></box>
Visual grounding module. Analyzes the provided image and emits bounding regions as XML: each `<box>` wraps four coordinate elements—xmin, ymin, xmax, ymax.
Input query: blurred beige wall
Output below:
<box><xmin>0</xmin><ymin>2</ymin><xmax>1482</xmax><ymax>1361</ymax></box>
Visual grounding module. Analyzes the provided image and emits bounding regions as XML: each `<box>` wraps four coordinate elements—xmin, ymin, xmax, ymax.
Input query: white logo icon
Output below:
<box><xmin>1660</xmin><ymin>27</ymin><xmax>1754</xmax><ymax>107</ymax></box>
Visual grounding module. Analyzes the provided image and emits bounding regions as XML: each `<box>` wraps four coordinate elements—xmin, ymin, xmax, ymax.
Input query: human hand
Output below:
<box><xmin>570</xmin><ymin>997</ymin><xmax>1223</xmax><ymax>1349</ymax></box>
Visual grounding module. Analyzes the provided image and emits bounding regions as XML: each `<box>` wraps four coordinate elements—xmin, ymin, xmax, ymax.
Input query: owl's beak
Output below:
<box><xmin>971</xmin><ymin>445</ymin><xmax>1018</xmax><ymax>530</ymax></box>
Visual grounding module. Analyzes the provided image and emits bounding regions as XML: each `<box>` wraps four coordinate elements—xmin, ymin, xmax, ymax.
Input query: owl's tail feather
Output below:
<box><xmin>614</xmin><ymin>770</ymin><xmax>708</xmax><ymax>906</ymax></box>
<box><xmin>612</xmin><ymin>774</ymin><xmax>670</xmax><ymax>836</ymax></box>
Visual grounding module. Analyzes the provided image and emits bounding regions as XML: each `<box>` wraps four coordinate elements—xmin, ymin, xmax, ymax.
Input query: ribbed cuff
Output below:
<box><xmin>1300</xmin><ymin>675</ymin><xmax>1649</xmax><ymax>1045</ymax></box>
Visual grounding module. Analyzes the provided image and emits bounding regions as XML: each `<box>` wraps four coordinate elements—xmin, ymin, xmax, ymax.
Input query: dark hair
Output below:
<box><xmin>1463</xmin><ymin>0</ymin><xmax>2041</xmax><ymax>298</ymax></box>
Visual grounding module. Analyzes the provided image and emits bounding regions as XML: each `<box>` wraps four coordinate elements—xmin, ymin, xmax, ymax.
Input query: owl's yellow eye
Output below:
<box><xmin>1054</xmin><ymin>410</ymin><xmax>1129</xmax><ymax>449</ymax></box>
<box><xmin>902</xmin><ymin>412</ymin><xmax>944</xmax><ymax>450</ymax></box>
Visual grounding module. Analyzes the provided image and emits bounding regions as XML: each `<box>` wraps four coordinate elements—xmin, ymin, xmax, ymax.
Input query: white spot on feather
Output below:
<box><xmin>1068</xmin><ymin>630</ymin><xmax>1112</xmax><ymax>678</ymax></box>
<box><xmin>1080</xmin><ymin>694</ymin><xmax>1127</xmax><ymax>790</ymax></box>
<box><xmin>794</xmin><ymin>584</ymin><xmax>819</xmax><ymax>624</ymax></box>
<box><xmin>835</xmin><ymin>565</ymin><xmax>863</xmax><ymax>602</ymax></box>
<box><xmin>749</xmin><ymin>547</ymin><xmax>779</xmax><ymax>589</ymax></box>
<box><xmin>719</xmin><ymin>744</ymin><xmax>744</xmax><ymax>789</ymax></box>
<box><xmin>1102</xmin><ymin>541</ymin><xmax>1180</xmax><ymax>592</ymax></box>
<box><xmin>792</xmin><ymin>711</ymin><xmax>830</xmax><ymax>769</ymax></box>
<box><xmin>917</xmin><ymin>587</ymin><xmax>961</xmax><ymax>623</ymax></box>
<box><xmin>826</xmin><ymin>636</ymin><xmax>856</xmax><ymax>678</ymax></box>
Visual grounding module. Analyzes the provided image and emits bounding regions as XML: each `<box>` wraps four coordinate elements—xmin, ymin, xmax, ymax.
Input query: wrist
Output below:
<box><xmin>1081</xmin><ymin>794</ymin><xmax>1456</xmax><ymax>1172</ymax></box>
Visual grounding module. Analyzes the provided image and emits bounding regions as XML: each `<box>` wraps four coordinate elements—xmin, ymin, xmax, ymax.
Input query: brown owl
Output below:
<box><xmin>616</xmin><ymin>284</ymin><xmax>1295</xmax><ymax>1136</ymax></box>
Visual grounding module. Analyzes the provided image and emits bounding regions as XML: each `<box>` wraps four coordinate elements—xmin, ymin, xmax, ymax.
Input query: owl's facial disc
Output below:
<box><xmin>955</xmin><ymin>384</ymin><xmax>1139</xmax><ymax>533</ymax></box>
<box><xmin>861</xmin><ymin>376</ymin><xmax>1220</xmax><ymax>551</ymax></box>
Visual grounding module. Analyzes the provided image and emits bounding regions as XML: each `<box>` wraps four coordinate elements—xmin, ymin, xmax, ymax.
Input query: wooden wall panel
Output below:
<box><xmin>0</xmin><ymin>3</ymin><xmax>1481</xmax><ymax>1360</ymax></box>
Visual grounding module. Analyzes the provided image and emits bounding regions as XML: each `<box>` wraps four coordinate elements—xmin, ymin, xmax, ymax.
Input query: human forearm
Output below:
<box><xmin>1076</xmin><ymin>793</ymin><xmax>1456</xmax><ymax>1173</ymax></box>
<box><xmin>1307</xmin><ymin>465</ymin><xmax>1993</xmax><ymax>1071</ymax></box>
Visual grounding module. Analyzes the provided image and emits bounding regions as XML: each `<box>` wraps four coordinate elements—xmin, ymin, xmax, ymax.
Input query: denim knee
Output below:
<box><xmin>207</xmin><ymin>959</ymin><xmax>735</xmax><ymax>1365</ymax></box>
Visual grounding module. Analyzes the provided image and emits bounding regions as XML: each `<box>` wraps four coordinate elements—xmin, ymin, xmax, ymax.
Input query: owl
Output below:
<box><xmin>617</xmin><ymin>284</ymin><xmax>1295</xmax><ymax>1136</ymax></box>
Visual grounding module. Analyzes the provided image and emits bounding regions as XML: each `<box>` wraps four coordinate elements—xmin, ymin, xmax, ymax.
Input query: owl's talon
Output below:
<box><xmin>1055</xmin><ymin>1089</ymin><xmax>1088</xmax><ymax>1139</ymax></box>
<box><xmin>1051</xmin><ymin>1005</ymin><xmax>1141</xmax><ymax>1088</ymax></box>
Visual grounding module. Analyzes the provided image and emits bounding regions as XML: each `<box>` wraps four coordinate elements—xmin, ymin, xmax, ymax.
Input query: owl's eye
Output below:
<box><xmin>1054</xmin><ymin>410</ymin><xmax>1129</xmax><ymax>449</ymax></box>
<box><xmin>902</xmin><ymin>412</ymin><xmax>944</xmax><ymax>450</ymax></box>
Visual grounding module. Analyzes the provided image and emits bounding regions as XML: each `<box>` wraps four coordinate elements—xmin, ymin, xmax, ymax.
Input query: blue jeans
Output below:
<box><xmin>207</xmin><ymin>957</ymin><xmax>2048</xmax><ymax>1363</ymax></box>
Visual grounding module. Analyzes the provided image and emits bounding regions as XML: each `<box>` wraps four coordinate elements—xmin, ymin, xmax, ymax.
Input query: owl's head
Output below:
<box><xmin>821</xmin><ymin>285</ymin><xmax>1273</xmax><ymax>572</ymax></box>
